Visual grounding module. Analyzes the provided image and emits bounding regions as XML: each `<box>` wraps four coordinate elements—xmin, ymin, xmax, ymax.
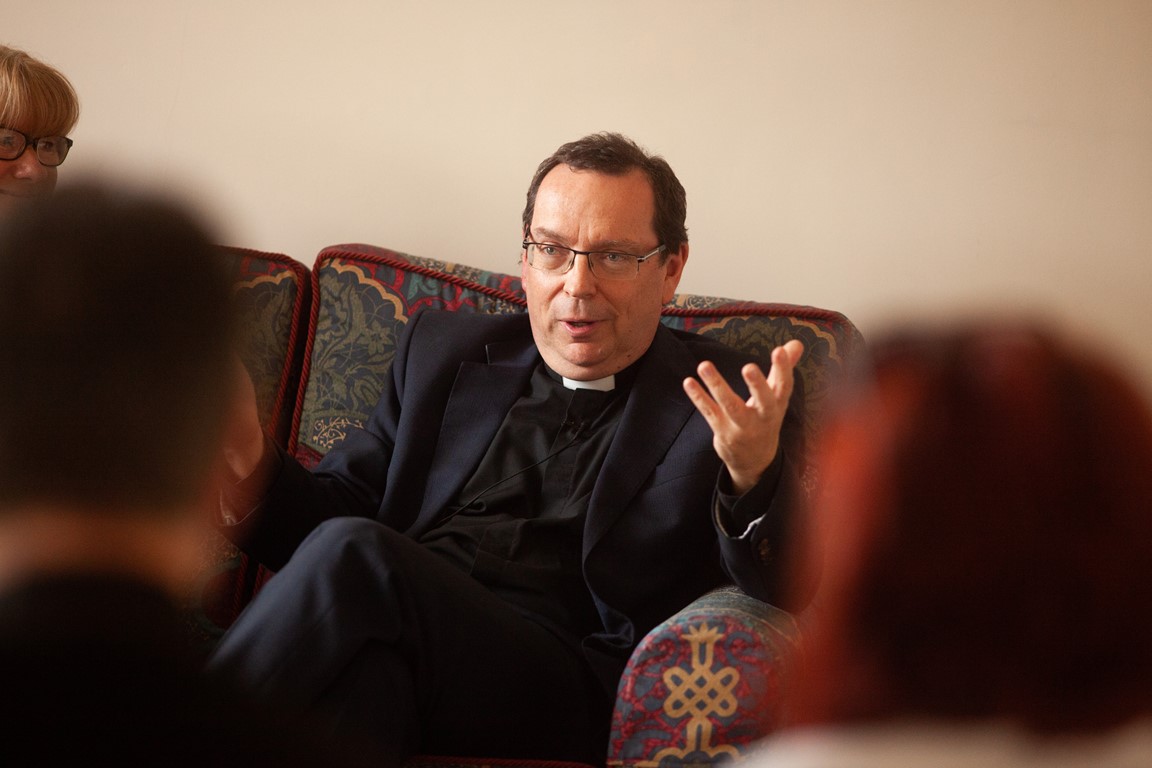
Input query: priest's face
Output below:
<box><xmin>520</xmin><ymin>164</ymin><xmax>687</xmax><ymax>381</ymax></box>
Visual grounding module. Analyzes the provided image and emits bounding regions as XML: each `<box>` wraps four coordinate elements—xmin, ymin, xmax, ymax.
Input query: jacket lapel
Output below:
<box><xmin>583</xmin><ymin>326</ymin><xmax>700</xmax><ymax>557</ymax></box>
<box><xmin>416</xmin><ymin>339</ymin><xmax>539</xmax><ymax>524</ymax></box>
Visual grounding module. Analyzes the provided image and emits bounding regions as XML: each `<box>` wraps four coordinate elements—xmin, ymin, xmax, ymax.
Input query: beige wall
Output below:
<box><xmin>9</xmin><ymin>1</ymin><xmax>1152</xmax><ymax>391</ymax></box>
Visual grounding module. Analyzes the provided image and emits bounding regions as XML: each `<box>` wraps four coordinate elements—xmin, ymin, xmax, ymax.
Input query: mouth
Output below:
<box><xmin>561</xmin><ymin>318</ymin><xmax>601</xmax><ymax>335</ymax></box>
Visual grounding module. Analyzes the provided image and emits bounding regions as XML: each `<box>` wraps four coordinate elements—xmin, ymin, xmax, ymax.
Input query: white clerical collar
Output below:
<box><xmin>562</xmin><ymin>374</ymin><xmax>616</xmax><ymax>392</ymax></box>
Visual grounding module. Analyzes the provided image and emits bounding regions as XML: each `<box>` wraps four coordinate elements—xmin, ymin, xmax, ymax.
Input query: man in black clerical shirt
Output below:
<box><xmin>212</xmin><ymin>133</ymin><xmax>805</xmax><ymax>767</ymax></box>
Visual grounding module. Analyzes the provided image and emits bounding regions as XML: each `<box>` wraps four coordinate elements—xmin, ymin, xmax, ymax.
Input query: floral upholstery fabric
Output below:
<box><xmin>226</xmin><ymin>246</ymin><xmax>311</xmax><ymax>444</ymax></box>
<box><xmin>608</xmin><ymin>587</ymin><xmax>803</xmax><ymax>767</ymax></box>
<box><xmin>291</xmin><ymin>244</ymin><xmax>528</xmax><ymax>465</ymax></box>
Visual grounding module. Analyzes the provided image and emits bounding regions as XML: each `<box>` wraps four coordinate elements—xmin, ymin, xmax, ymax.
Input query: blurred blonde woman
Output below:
<box><xmin>0</xmin><ymin>44</ymin><xmax>79</xmax><ymax>216</ymax></box>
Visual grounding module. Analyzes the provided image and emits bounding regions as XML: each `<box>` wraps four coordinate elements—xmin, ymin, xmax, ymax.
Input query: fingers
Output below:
<box><xmin>765</xmin><ymin>339</ymin><xmax>804</xmax><ymax>396</ymax></box>
<box><xmin>685</xmin><ymin>340</ymin><xmax>806</xmax><ymax>419</ymax></box>
<box><xmin>774</xmin><ymin>339</ymin><xmax>805</xmax><ymax>371</ymax></box>
<box><xmin>682</xmin><ymin>365</ymin><xmax>729</xmax><ymax>430</ymax></box>
<box><xmin>697</xmin><ymin>360</ymin><xmax>748</xmax><ymax>414</ymax></box>
<box><xmin>737</xmin><ymin>340</ymin><xmax>805</xmax><ymax>410</ymax></box>
<box><xmin>683</xmin><ymin>341</ymin><xmax>805</xmax><ymax>494</ymax></box>
<box><xmin>682</xmin><ymin>376</ymin><xmax>714</xmax><ymax>424</ymax></box>
<box><xmin>742</xmin><ymin>363</ymin><xmax>770</xmax><ymax>409</ymax></box>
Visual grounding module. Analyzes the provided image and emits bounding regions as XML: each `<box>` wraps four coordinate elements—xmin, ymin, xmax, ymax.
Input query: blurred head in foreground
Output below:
<box><xmin>0</xmin><ymin>44</ymin><xmax>80</xmax><ymax>215</ymax></box>
<box><xmin>790</xmin><ymin>323</ymin><xmax>1152</xmax><ymax>733</ymax></box>
<box><xmin>0</xmin><ymin>183</ymin><xmax>235</xmax><ymax>592</ymax></box>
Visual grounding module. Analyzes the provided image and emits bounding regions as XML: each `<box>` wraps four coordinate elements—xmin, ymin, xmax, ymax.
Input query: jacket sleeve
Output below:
<box><xmin>713</xmin><ymin>448</ymin><xmax>812</xmax><ymax>612</ymax></box>
<box><xmin>217</xmin><ymin>310</ymin><xmax>425</xmax><ymax>571</ymax></box>
<box><xmin>710</xmin><ymin>375</ymin><xmax>813</xmax><ymax>612</ymax></box>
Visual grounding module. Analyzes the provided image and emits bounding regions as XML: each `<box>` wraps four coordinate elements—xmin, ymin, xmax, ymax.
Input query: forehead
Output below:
<box><xmin>0</xmin><ymin>109</ymin><xmax>65</xmax><ymax>138</ymax></box>
<box><xmin>0</xmin><ymin>82</ymin><xmax>78</xmax><ymax>138</ymax></box>
<box><xmin>530</xmin><ymin>165</ymin><xmax>656</xmax><ymax>245</ymax></box>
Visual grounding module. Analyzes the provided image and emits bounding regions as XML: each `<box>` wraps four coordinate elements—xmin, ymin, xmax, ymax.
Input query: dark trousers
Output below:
<box><xmin>208</xmin><ymin>518</ymin><xmax>610</xmax><ymax>767</ymax></box>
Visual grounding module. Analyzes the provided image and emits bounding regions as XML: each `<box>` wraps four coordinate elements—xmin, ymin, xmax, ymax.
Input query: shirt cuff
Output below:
<box><xmin>714</xmin><ymin>451</ymin><xmax>785</xmax><ymax>539</ymax></box>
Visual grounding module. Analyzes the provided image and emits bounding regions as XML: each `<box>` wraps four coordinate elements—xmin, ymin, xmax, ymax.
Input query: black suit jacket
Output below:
<box><xmin>237</xmin><ymin>309</ymin><xmax>806</xmax><ymax>688</ymax></box>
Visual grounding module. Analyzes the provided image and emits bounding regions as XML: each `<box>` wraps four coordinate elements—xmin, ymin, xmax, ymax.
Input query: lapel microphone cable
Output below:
<box><xmin>437</xmin><ymin>405</ymin><xmax>611</xmax><ymax>526</ymax></box>
<box><xmin>433</xmin><ymin>374</ymin><xmax>625</xmax><ymax>527</ymax></box>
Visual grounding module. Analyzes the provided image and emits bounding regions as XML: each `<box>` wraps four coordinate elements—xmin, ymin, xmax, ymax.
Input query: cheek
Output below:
<box><xmin>617</xmin><ymin>283</ymin><xmax>664</xmax><ymax>322</ymax></box>
<box><xmin>522</xmin><ymin>265</ymin><xmax>566</xmax><ymax>305</ymax></box>
<box><xmin>520</xmin><ymin>259</ymin><xmax>538</xmax><ymax>301</ymax></box>
<box><xmin>612</xmin><ymin>292</ymin><xmax>664</xmax><ymax>351</ymax></box>
<box><xmin>25</xmin><ymin>166</ymin><xmax>58</xmax><ymax>193</ymax></box>
<box><xmin>521</xmin><ymin>267</ymin><xmax>540</xmax><ymax>305</ymax></box>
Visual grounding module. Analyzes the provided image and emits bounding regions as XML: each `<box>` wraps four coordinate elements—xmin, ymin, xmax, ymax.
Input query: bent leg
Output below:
<box><xmin>209</xmin><ymin>518</ymin><xmax>608</xmax><ymax>764</ymax></box>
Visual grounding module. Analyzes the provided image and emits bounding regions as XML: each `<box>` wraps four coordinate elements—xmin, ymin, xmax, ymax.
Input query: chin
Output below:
<box><xmin>551</xmin><ymin>356</ymin><xmax>608</xmax><ymax>380</ymax></box>
<box><xmin>0</xmin><ymin>193</ymin><xmax>41</xmax><ymax>216</ymax></box>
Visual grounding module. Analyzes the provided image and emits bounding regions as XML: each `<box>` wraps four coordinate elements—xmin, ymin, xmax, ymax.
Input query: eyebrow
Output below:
<box><xmin>528</xmin><ymin>227</ymin><xmax>645</xmax><ymax>251</ymax></box>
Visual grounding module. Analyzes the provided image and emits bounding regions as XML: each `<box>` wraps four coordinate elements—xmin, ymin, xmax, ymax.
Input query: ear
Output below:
<box><xmin>661</xmin><ymin>243</ymin><xmax>688</xmax><ymax>304</ymax></box>
<box><xmin>519</xmin><ymin>237</ymin><xmax>531</xmax><ymax>282</ymax></box>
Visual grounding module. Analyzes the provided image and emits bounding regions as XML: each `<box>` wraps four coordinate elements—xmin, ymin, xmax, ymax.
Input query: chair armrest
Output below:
<box><xmin>608</xmin><ymin>586</ymin><xmax>801</xmax><ymax>767</ymax></box>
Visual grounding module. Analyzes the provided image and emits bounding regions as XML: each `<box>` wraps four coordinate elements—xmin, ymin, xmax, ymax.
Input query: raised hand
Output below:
<box><xmin>683</xmin><ymin>340</ymin><xmax>804</xmax><ymax>495</ymax></box>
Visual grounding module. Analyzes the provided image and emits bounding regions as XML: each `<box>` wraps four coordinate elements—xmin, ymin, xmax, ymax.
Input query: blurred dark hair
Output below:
<box><xmin>789</xmin><ymin>322</ymin><xmax>1152</xmax><ymax>733</ymax></box>
<box><xmin>522</xmin><ymin>132</ymin><xmax>687</xmax><ymax>255</ymax></box>
<box><xmin>0</xmin><ymin>183</ymin><xmax>235</xmax><ymax>513</ymax></box>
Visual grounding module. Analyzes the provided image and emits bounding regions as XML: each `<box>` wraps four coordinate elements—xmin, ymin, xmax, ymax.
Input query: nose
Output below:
<box><xmin>563</xmin><ymin>252</ymin><xmax>598</xmax><ymax>298</ymax></box>
<box><xmin>11</xmin><ymin>146</ymin><xmax>51</xmax><ymax>182</ymax></box>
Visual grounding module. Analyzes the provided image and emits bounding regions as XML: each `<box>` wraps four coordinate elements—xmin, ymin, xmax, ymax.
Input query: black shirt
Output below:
<box><xmin>419</xmin><ymin>362</ymin><xmax>630</xmax><ymax>648</ymax></box>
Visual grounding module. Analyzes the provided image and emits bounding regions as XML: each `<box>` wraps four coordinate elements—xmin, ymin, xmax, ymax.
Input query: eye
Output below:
<box><xmin>539</xmin><ymin>245</ymin><xmax>561</xmax><ymax>256</ymax></box>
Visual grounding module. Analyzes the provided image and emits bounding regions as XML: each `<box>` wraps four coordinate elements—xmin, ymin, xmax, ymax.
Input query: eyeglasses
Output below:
<box><xmin>522</xmin><ymin>240</ymin><xmax>666</xmax><ymax>281</ymax></box>
<box><xmin>0</xmin><ymin>127</ymin><xmax>74</xmax><ymax>167</ymax></box>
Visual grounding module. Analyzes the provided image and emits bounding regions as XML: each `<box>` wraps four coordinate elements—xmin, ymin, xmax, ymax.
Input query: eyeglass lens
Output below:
<box><xmin>0</xmin><ymin>128</ymin><xmax>71</xmax><ymax>166</ymax></box>
<box><xmin>527</xmin><ymin>244</ymin><xmax>642</xmax><ymax>280</ymax></box>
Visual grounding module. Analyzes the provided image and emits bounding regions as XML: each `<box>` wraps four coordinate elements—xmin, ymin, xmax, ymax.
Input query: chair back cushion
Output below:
<box><xmin>225</xmin><ymin>246</ymin><xmax>311</xmax><ymax>444</ymax></box>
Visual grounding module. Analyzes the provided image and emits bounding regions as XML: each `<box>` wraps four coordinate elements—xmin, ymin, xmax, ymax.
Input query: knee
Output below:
<box><xmin>295</xmin><ymin>517</ymin><xmax>396</xmax><ymax>570</ymax></box>
<box><xmin>308</xmin><ymin>516</ymin><xmax>387</xmax><ymax>545</ymax></box>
